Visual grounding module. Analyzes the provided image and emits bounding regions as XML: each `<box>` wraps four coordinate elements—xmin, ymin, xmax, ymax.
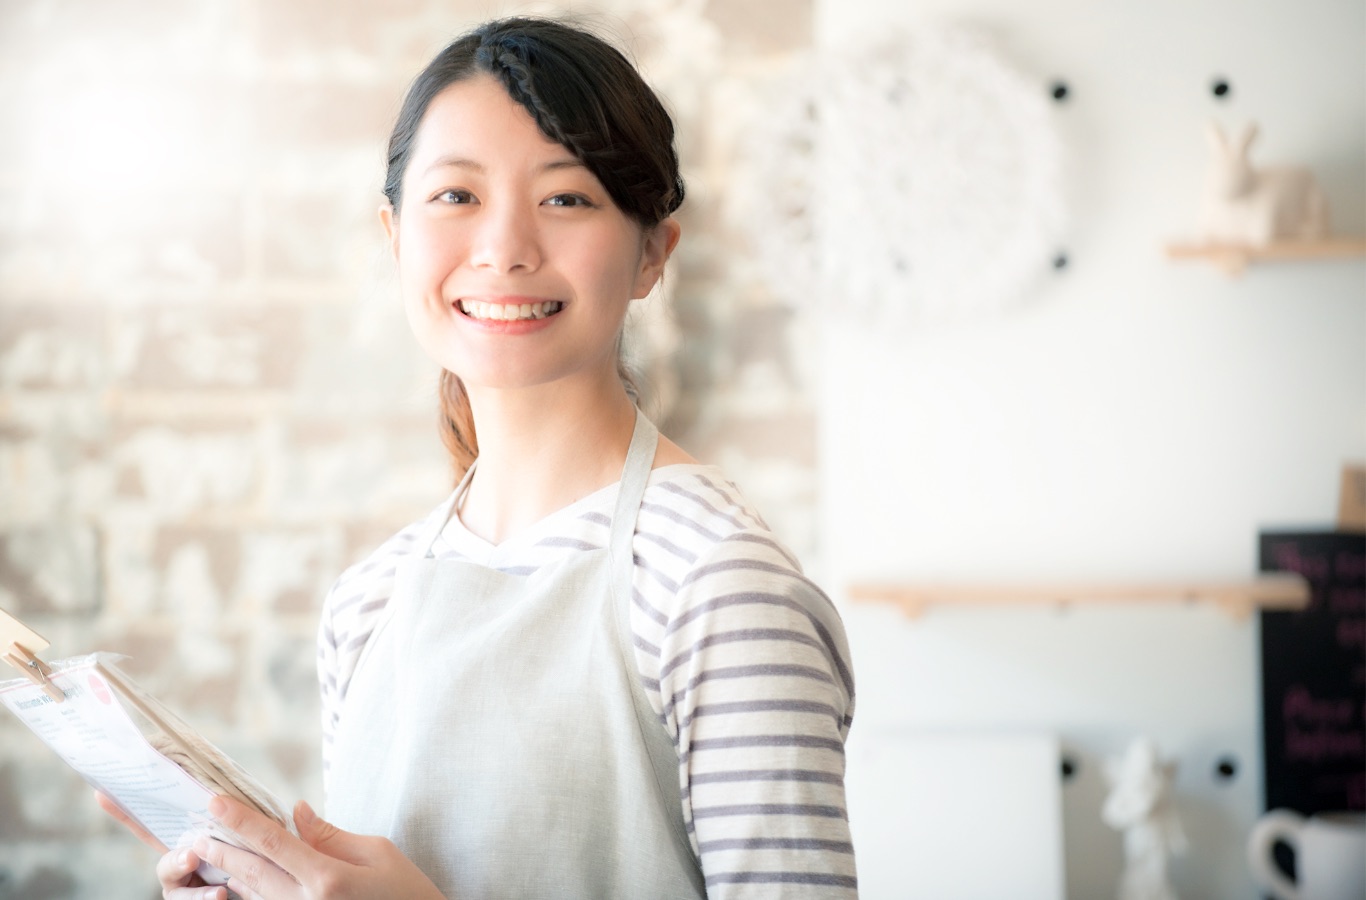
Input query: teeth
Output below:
<box><xmin>459</xmin><ymin>300</ymin><xmax>562</xmax><ymax>321</ymax></box>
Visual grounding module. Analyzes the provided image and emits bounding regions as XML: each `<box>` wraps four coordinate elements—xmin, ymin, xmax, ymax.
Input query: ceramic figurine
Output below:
<box><xmin>1200</xmin><ymin>121</ymin><xmax>1329</xmax><ymax>247</ymax></box>
<box><xmin>1103</xmin><ymin>738</ymin><xmax>1188</xmax><ymax>900</ymax></box>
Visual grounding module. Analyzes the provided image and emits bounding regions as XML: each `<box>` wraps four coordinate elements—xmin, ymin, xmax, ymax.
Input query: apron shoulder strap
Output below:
<box><xmin>417</xmin><ymin>464</ymin><xmax>475</xmax><ymax>559</ymax></box>
<box><xmin>607</xmin><ymin>409</ymin><xmax>658</xmax><ymax>576</ymax></box>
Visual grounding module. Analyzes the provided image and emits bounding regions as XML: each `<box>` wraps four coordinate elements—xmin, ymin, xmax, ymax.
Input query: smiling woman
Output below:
<box><xmin>99</xmin><ymin>16</ymin><xmax>857</xmax><ymax>900</ymax></box>
<box><xmin>384</xmin><ymin>73</ymin><xmax>679</xmax><ymax>456</ymax></box>
<box><xmin>381</xmin><ymin>20</ymin><xmax>686</xmax><ymax>479</ymax></box>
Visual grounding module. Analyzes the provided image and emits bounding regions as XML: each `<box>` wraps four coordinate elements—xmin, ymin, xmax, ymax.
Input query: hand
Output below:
<box><xmin>193</xmin><ymin>795</ymin><xmax>447</xmax><ymax>900</ymax></box>
<box><xmin>94</xmin><ymin>791</ymin><xmax>227</xmax><ymax>899</ymax></box>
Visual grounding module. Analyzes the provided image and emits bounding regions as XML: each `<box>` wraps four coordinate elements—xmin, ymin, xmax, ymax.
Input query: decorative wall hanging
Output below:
<box><xmin>733</xmin><ymin>27</ymin><xmax>1067</xmax><ymax>324</ymax></box>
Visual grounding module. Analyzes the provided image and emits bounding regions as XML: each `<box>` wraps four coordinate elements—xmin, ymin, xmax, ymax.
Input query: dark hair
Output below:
<box><xmin>386</xmin><ymin>18</ymin><xmax>684</xmax><ymax>224</ymax></box>
<box><xmin>384</xmin><ymin>17</ymin><xmax>684</xmax><ymax>478</ymax></box>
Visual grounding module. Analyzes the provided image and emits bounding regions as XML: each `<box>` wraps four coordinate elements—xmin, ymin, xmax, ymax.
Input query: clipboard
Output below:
<box><xmin>0</xmin><ymin>606</ymin><xmax>294</xmax><ymax>882</ymax></box>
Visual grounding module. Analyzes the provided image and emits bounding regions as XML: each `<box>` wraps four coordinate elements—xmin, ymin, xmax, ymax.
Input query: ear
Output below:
<box><xmin>631</xmin><ymin>217</ymin><xmax>683</xmax><ymax>300</ymax></box>
<box><xmin>379</xmin><ymin>202</ymin><xmax>400</xmax><ymax>261</ymax></box>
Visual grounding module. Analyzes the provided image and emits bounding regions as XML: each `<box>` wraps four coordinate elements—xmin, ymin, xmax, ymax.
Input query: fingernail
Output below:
<box><xmin>295</xmin><ymin>800</ymin><xmax>316</xmax><ymax>825</ymax></box>
<box><xmin>176</xmin><ymin>849</ymin><xmax>190</xmax><ymax>868</ymax></box>
<box><xmin>207</xmin><ymin>796</ymin><xmax>227</xmax><ymax>818</ymax></box>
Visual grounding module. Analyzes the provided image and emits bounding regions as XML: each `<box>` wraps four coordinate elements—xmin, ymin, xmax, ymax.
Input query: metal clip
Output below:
<box><xmin>4</xmin><ymin>642</ymin><xmax>65</xmax><ymax>704</ymax></box>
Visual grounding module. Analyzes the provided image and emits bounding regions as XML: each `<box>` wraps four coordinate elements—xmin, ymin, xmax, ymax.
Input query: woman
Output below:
<box><xmin>106</xmin><ymin>16</ymin><xmax>857</xmax><ymax>899</ymax></box>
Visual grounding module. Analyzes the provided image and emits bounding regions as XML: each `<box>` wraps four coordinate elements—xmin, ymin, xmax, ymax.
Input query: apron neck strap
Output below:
<box><xmin>419</xmin><ymin>410</ymin><xmax>658</xmax><ymax>561</ymax></box>
<box><xmin>608</xmin><ymin>409</ymin><xmax>658</xmax><ymax>569</ymax></box>
<box><xmin>420</xmin><ymin>466</ymin><xmax>473</xmax><ymax>558</ymax></box>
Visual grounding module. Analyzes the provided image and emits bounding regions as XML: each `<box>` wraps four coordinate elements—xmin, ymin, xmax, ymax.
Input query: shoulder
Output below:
<box><xmin>628</xmin><ymin>466</ymin><xmax>802</xmax><ymax>602</ymax></box>
<box><xmin>636</xmin><ymin>466</ymin><xmax>793</xmax><ymax>560</ymax></box>
<box><xmin>320</xmin><ymin>495</ymin><xmax>453</xmax><ymax>648</ymax></box>
<box><xmin>632</xmin><ymin>465</ymin><xmax>853</xmax><ymax>678</ymax></box>
<box><xmin>637</xmin><ymin>465</ymin><xmax>811</xmax><ymax>585</ymax></box>
<box><xmin>327</xmin><ymin>514</ymin><xmax>428</xmax><ymax>609</ymax></box>
<box><xmin>633</xmin><ymin>468</ymin><xmax>848</xmax><ymax>663</ymax></box>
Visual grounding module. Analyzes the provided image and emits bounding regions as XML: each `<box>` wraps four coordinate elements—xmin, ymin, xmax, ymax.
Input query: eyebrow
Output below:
<box><xmin>421</xmin><ymin>155</ymin><xmax>586</xmax><ymax>176</ymax></box>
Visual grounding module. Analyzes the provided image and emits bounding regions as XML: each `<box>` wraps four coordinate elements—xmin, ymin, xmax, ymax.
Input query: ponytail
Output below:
<box><xmin>438</xmin><ymin>370</ymin><xmax>479</xmax><ymax>480</ymax></box>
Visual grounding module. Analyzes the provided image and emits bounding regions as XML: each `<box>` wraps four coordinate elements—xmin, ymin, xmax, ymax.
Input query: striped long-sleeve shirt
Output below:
<box><xmin>318</xmin><ymin>464</ymin><xmax>858</xmax><ymax>896</ymax></box>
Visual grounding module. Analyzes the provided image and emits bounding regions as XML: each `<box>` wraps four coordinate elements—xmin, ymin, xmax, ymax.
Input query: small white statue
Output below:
<box><xmin>1200</xmin><ymin>121</ymin><xmax>1329</xmax><ymax>247</ymax></box>
<box><xmin>1103</xmin><ymin>738</ymin><xmax>1188</xmax><ymax>900</ymax></box>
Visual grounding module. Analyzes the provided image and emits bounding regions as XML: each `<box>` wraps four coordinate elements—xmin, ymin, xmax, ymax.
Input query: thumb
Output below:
<box><xmin>294</xmin><ymin>801</ymin><xmax>369</xmax><ymax>865</ymax></box>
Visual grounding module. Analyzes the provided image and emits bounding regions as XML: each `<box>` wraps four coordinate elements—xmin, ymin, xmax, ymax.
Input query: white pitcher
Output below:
<box><xmin>1247</xmin><ymin>809</ymin><xmax>1366</xmax><ymax>900</ymax></box>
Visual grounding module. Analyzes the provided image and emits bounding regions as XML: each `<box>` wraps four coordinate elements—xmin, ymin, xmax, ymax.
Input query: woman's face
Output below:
<box><xmin>383</xmin><ymin>75</ymin><xmax>678</xmax><ymax>396</ymax></box>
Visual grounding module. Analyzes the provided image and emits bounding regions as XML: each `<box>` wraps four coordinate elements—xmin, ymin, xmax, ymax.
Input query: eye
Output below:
<box><xmin>432</xmin><ymin>189</ymin><xmax>475</xmax><ymax>205</ymax></box>
<box><xmin>544</xmin><ymin>193</ymin><xmax>595</xmax><ymax>208</ymax></box>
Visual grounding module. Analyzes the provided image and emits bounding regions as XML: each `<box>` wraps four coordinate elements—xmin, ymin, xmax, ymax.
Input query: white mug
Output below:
<box><xmin>1247</xmin><ymin>809</ymin><xmax>1366</xmax><ymax>900</ymax></box>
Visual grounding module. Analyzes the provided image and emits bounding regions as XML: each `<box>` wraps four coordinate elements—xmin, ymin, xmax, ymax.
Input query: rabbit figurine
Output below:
<box><xmin>1200</xmin><ymin>121</ymin><xmax>1329</xmax><ymax>246</ymax></box>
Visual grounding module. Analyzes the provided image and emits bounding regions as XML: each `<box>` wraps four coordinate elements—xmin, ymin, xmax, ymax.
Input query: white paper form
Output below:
<box><xmin>0</xmin><ymin>659</ymin><xmax>232</xmax><ymax>884</ymax></box>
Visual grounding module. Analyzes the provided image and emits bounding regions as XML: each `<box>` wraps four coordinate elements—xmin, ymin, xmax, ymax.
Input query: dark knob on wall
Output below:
<box><xmin>1047</xmin><ymin>81</ymin><xmax>1071</xmax><ymax>274</ymax></box>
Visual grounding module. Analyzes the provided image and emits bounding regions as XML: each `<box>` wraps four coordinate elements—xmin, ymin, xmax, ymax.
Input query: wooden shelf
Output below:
<box><xmin>848</xmin><ymin>573</ymin><xmax>1310</xmax><ymax>620</ymax></box>
<box><xmin>1165</xmin><ymin>238</ymin><xmax>1366</xmax><ymax>276</ymax></box>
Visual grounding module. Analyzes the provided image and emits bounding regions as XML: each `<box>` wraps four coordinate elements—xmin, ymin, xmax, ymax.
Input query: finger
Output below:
<box><xmin>207</xmin><ymin>795</ymin><xmax>319</xmax><ymax>880</ymax></box>
<box><xmin>94</xmin><ymin>790</ymin><xmax>168</xmax><ymax>853</ymax></box>
<box><xmin>195</xmin><ymin>837</ymin><xmax>298</xmax><ymax>900</ymax></box>
<box><xmin>293</xmin><ymin>801</ymin><xmax>326</xmax><ymax>848</ymax></box>
<box><xmin>155</xmin><ymin>847</ymin><xmax>213</xmax><ymax>890</ymax></box>
<box><xmin>164</xmin><ymin>885</ymin><xmax>228</xmax><ymax>900</ymax></box>
<box><xmin>225</xmin><ymin>878</ymin><xmax>267</xmax><ymax>900</ymax></box>
<box><xmin>293</xmin><ymin>800</ymin><xmax>365</xmax><ymax>866</ymax></box>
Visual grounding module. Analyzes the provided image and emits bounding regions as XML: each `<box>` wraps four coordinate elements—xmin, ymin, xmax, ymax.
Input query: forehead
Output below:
<box><xmin>408</xmin><ymin>74</ymin><xmax>575</xmax><ymax>171</ymax></box>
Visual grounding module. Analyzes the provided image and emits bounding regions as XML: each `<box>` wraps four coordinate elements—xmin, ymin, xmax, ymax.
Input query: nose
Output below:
<box><xmin>469</xmin><ymin>201</ymin><xmax>541</xmax><ymax>273</ymax></box>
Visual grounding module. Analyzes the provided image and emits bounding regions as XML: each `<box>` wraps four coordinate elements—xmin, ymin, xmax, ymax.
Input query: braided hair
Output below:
<box><xmin>383</xmin><ymin>17</ymin><xmax>684</xmax><ymax>227</ymax></box>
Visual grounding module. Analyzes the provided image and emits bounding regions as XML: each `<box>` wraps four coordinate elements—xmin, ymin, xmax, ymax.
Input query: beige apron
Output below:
<box><xmin>326</xmin><ymin>411</ymin><xmax>706</xmax><ymax>899</ymax></box>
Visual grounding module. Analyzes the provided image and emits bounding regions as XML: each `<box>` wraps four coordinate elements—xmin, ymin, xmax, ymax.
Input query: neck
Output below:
<box><xmin>459</xmin><ymin>376</ymin><xmax>639</xmax><ymax>544</ymax></box>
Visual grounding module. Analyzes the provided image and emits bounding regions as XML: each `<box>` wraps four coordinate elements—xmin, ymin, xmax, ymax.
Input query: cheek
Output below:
<box><xmin>398</xmin><ymin>220</ymin><xmax>463</xmax><ymax>290</ymax></box>
<box><xmin>579</xmin><ymin>229</ymin><xmax>645</xmax><ymax>294</ymax></box>
<box><xmin>396</xmin><ymin>226</ymin><xmax>460</xmax><ymax>351</ymax></box>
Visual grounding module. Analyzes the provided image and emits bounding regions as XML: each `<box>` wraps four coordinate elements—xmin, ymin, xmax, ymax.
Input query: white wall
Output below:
<box><xmin>812</xmin><ymin>0</ymin><xmax>1366</xmax><ymax>896</ymax></box>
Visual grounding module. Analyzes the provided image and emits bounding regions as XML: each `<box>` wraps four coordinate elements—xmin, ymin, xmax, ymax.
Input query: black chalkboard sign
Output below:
<box><xmin>1258</xmin><ymin>531</ymin><xmax>1366</xmax><ymax>814</ymax></box>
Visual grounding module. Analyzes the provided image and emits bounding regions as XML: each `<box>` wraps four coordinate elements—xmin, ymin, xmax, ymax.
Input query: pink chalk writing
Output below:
<box><xmin>1274</xmin><ymin>544</ymin><xmax>1330</xmax><ymax>581</ymax></box>
<box><xmin>1285</xmin><ymin>726</ymin><xmax>1365</xmax><ymax>763</ymax></box>
<box><xmin>1283</xmin><ymin>685</ymin><xmax>1354</xmax><ymax>725</ymax></box>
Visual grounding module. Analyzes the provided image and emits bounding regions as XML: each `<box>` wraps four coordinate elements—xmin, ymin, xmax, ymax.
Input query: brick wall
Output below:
<box><xmin>0</xmin><ymin>1</ymin><xmax>815</xmax><ymax>896</ymax></box>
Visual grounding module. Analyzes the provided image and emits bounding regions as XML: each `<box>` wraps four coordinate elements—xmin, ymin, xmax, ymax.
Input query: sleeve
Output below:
<box><xmin>316</xmin><ymin>577</ymin><xmax>343</xmax><ymax>795</ymax></box>
<box><xmin>655</xmin><ymin>531</ymin><xmax>858</xmax><ymax>898</ymax></box>
<box><xmin>313</xmin><ymin>511</ymin><xmax>432</xmax><ymax>796</ymax></box>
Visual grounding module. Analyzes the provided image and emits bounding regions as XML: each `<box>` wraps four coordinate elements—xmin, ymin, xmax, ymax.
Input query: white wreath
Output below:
<box><xmin>734</xmin><ymin>27</ymin><xmax>1067</xmax><ymax>323</ymax></box>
